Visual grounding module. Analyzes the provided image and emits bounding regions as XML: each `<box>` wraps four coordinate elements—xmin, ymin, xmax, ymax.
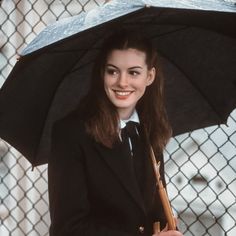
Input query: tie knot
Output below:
<box><xmin>123</xmin><ymin>121</ymin><xmax>139</xmax><ymax>138</ymax></box>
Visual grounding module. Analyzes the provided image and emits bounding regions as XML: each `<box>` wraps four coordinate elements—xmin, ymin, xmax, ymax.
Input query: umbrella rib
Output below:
<box><xmin>124</xmin><ymin>22</ymin><xmax>189</xmax><ymax>38</ymax></box>
<box><xmin>157</xmin><ymin>50</ymin><xmax>224</xmax><ymax>123</ymax></box>
<box><xmin>149</xmin><ymin>26</ymin><xmax>189</xmax><ymax>38</ymax></box>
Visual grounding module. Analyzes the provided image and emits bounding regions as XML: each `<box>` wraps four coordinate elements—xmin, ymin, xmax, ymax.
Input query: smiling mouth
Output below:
<box><xmin>113</xmin><ymin>90</ymin><xmax>133</xmax><ymax>99</ymax></box>
<box><xmin>114</xmin><ymin>90</ymin><xmax>132</xmax><ymax>96</ymax></box>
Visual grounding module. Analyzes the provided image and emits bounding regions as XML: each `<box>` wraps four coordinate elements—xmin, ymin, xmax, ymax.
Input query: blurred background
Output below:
<box><xmin>0</xmin><ymin>0</ymin><xmax>236</xmax><ymax>235</ymax></box>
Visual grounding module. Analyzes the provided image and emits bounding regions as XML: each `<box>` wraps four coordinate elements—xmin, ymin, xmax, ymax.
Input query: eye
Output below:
<box><xmin>129</xmin><ymin>70</ymin><xmax>140</xmax><ymax>76</ymax></box>
<box><xmin>106</xmin><ymin>68</ymin><xmax>118</xmax><ymax>76</ymax></box>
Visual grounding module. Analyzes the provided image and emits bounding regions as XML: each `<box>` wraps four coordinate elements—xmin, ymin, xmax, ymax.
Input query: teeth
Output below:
<box><xmin>115</xmin><ymin>91</ymin><xmax>131</xmax><ymax>96</ymax></box>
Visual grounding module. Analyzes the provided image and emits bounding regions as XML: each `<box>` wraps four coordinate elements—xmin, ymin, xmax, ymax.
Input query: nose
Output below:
<box><xmin>117</xmin><ymin>72</ymin><xmax>128</xmax><ymax>87</ymax></box>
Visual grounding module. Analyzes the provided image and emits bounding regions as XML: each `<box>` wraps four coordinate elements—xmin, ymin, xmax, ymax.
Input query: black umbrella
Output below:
<box><xmin>0</xmin><ymin>0</ymin><xmax>236</xmax><ymax>166</ymax></box>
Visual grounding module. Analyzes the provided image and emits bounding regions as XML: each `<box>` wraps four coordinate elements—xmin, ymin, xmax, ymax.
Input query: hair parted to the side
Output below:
<box><xmin>79</xmin><ymin>28</ymin><xmax>172</xmax><ymax>154</ymax></box>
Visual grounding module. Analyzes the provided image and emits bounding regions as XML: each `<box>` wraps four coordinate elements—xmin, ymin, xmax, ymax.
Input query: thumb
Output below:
<box><xmin>161</xmin><ymin>223</ymin><xmax>168</xmax><ymax>232</ymax></box>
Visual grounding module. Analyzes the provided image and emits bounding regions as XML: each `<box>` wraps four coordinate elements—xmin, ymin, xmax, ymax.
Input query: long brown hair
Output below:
<box><xmin>79</xmin><ymin>28</ymin><xmax>172</xmax><ymax>154</ymax></box>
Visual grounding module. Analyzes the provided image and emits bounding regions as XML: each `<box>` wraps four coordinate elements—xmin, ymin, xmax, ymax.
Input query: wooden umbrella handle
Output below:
<box><xmin>150</xmin><ymin>147</ymin><xmax>176</xmax><ymax>231</ymax></box>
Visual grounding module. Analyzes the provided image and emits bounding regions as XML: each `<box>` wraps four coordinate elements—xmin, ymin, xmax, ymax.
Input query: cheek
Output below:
<box><xmin>138</xmin><ymin>80</ymin><xmax>149</xmax><ymax>93</ymax></box>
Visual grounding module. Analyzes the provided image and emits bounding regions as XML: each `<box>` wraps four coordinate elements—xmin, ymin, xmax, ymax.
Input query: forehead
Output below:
<box><xmin>106</xmin><ymin>48</ymin><xmax>147</xmax><ymax>66</ymax></box>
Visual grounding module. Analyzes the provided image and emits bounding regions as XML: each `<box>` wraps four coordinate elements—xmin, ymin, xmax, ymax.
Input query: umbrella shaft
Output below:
<box><xmin>150</xmin><ymin>147</ymin><xmax>176</xmax><ymax>230</ymax></box>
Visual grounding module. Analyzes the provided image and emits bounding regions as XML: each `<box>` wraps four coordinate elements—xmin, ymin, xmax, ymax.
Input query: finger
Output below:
<box><xmin>153</xmin><ymin>221</ymin><xmax>161</xmax><ymax>234</ymax></box>
<box><xmin>161</xmin><ymin>230</ymin><xmax>183</xmax><ymax>236</ymax></box>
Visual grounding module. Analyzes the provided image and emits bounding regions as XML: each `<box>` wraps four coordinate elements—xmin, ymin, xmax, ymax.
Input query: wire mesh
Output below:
<box><xmin>0</xmin><ymin>0</ymin><xmax>236</xmax><ymax>235</ymax></box>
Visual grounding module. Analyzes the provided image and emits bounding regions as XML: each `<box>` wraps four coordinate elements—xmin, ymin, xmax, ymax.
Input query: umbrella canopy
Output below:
<box><xmin>0</xmin><ymin>0</ymin><xmax>236</xmax><ymax>166</ymax></box>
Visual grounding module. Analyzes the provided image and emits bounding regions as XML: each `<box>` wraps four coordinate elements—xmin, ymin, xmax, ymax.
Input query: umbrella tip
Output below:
<box><xmin>16</xmin><ymin>55</ymin><xmax>21</xmax><ymax>61</ymax></box>
<box><xmin>145</xmin><ymin>4</ymin><xmax>151</xmax><ymax>8</ymax></box>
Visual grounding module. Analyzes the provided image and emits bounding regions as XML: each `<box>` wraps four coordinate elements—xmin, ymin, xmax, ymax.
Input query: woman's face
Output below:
<box><xmin>104</xmin><ymin>48</ymin><xmax>155</xmax><ymax>119</ymax></box>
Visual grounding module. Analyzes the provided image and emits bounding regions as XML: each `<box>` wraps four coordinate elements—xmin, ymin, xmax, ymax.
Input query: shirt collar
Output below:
<box><xmin>119</xmin><ymin>110</ymin><xmax>140</xmax><ymax>129</ymax></box>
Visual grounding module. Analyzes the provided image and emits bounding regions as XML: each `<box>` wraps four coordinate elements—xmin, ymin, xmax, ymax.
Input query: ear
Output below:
<box><xmin>146</xmin><ymin>67</ymin><xmax>156</xmax><ymax>86</ymax></box>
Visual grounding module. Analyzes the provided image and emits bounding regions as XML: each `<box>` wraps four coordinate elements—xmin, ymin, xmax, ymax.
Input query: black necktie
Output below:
<box><xmin>121</xmin><ymin>121</ymin><xmax>144</xmax><ymax>192</ymax></box>
<box><xmin>121</xmin><ymin>121</ymin><xmax>139</xmax><ymax>156</ymax></box>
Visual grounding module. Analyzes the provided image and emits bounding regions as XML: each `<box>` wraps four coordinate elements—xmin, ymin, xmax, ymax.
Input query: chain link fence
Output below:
<box><xmin>0</xmin><ymin>1</ymin><xmax>236</xmax><ymax>235</ymax></box>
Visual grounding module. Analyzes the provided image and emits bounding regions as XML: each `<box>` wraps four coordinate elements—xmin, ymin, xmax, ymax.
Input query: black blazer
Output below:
<box><xmin>48</xmin><ymin>111</ymin><xmax>167</xmax><ymax>236</ymax></box>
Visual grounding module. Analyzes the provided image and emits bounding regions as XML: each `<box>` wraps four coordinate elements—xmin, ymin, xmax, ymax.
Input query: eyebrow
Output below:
<box><xmin>106</xmin><ymin>64</ymin><xmax>143</xmax><ymax>70</ymax></box>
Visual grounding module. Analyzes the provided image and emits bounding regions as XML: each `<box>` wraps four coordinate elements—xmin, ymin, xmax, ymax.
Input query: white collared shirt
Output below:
<box><xmin>119</xmin><ymin>110</ymin><xmax>140</xmax><ymax>129</ymax></box>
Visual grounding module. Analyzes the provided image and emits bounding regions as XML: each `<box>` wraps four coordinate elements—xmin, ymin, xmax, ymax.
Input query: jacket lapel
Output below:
<box><xmin>95</xmin><ymin>141</ymin><xmax>147</xmax><ymax>214</ymax></box>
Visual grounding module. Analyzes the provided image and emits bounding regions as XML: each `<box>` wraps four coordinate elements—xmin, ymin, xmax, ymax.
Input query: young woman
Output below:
<box><xmin>48</xmin><ymin>29</ymin><xmax>183</xmax><ymax>236</ymax></box>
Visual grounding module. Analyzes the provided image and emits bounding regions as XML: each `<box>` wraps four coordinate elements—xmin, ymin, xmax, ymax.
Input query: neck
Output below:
<box><xmin>118</xmin><ymin>108</ymin><xmax>135</xmax><ymax>120</ymax></box>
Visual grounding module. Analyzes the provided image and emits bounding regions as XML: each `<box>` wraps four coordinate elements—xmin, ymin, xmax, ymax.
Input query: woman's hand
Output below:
<box><xmin>152</xmin><ymin>230</ymin><xmax>183</xmax><ymax>236</ymax></box>
<box><xmin>152</xmin><ymin>218</ymin><xmax>183</xmax><ymax>236</ymax></box>
<box><xmin>152</xmin><ymin>224</ymin><xmax>183</xmax><ymax>236</ymax></box>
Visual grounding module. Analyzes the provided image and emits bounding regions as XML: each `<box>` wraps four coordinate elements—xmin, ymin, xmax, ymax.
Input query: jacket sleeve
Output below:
<box><xmin>48</xmin><ymin>119</ymin><xmax>132</xmax><ymax>236</ymax></box>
